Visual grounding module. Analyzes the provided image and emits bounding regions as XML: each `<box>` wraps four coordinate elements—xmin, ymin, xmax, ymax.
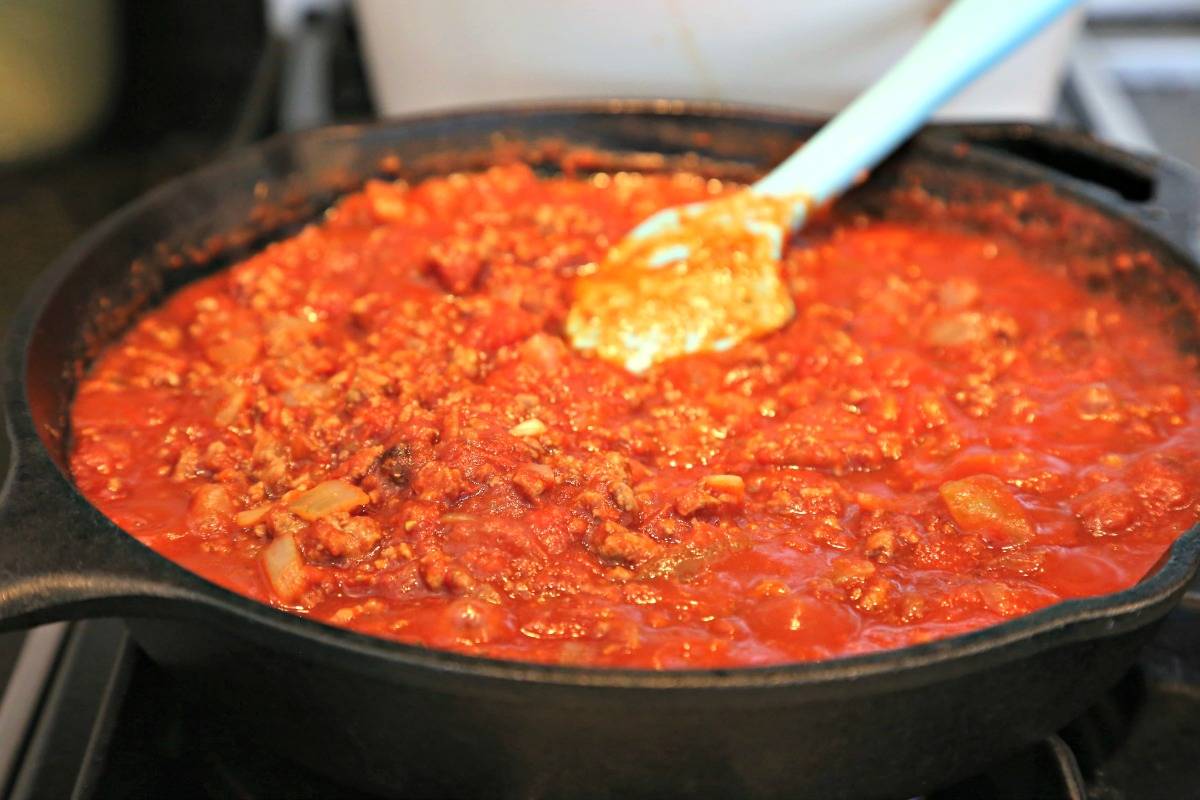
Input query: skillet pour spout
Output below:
<box><xmin>1</xmin><ymin>102</ymin><xmax>1200</xmax><ymax>799</ymax></box>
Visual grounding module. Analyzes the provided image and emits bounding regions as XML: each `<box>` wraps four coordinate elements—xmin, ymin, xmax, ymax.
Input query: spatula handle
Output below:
<box><xmin>754</xmin><ymin>0</ymin><xmax>1080</xmax><ymax>218</ymax></box>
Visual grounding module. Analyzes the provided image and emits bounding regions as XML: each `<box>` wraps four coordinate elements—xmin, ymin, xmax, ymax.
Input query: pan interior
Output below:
<box><xmin>15</xmin><ymin>109</ymin><xmax>1200</xmax><ymax>678</ymax></box>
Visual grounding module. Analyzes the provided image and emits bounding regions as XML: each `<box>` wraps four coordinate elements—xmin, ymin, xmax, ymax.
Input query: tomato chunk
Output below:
<box><xmin>939</xmin><ymin>475</ymin><xmax>1034</xmax><ymax>546</ymax></box>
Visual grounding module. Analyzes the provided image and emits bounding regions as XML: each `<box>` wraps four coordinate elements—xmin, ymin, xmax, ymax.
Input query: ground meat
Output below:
<box><xmin>299</xmin><ymin>516</ymin><xmax>384</xmax><ymax>562</ymax></box>
<box><xmin>673</xmin><ymin>488</ymin><xmax>720</xmax><ymax>518</ymax></box>
<box><xmin>595</xmin><ymin>521</ymin><xmax>661</xmax><ymax>566</ymax></box>
<box><xmin>512</xmin><ymin>463</ymin><xmax>555</xmax><ymax>501</ymax></box>
<box><xmin>379</xmin><ymin>444</ymin><xmax>415</xmax><ymax>489</ymax></box>
<box><xmin>69</xmin><ymin>163</ymin><xmax>1200</xmax><ymax>669</ymax></box>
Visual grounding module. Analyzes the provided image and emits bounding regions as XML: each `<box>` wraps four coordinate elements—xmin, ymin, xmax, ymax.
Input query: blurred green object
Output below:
<box><xmin>0</xmin><ymin>0</ymin><xmax>116</xmax><ymax>165</ymax></box>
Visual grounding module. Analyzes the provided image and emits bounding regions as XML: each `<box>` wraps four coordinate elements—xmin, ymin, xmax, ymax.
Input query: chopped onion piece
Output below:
<box><xmin>280</xmin><ymin>382</ymin><xmax>334</xmax><ymax>408</ymax></box>
<box><xmin>509</xmin><ymin>418</ymin><xmax>547</xmax><ymax>437</ymax></box>
<box><xmin>214</xmin><ymin>387</ymin><xmax>248</xmax><ymax>427</ymax></box>
<box><xmin>701</xmin><ymin>474</ymin><xmax>745</xmax><ymax>504</ymax></box>
<box><xmin>235</xmin><ymin>504</ymin><xmax>273</xmax><ymax>528</ymax></box>
<box><xmin>261</xmin><ymin>533</ymin><xmax>307</xmax><ymax>603</ymax></box>
<box><xmin>287</xmin><ymin>479</ymin><xmax>370</xmax><ymax>521</ymax></box>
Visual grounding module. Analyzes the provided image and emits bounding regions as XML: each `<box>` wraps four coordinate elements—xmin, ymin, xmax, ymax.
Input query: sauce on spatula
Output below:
<box><xmin>565</xmin><ymin>192</ymin><xmax>801</xmax><ymax>372</ymax></box>
<box><xmin>567</xmin><ymin>0</ymin><xmax>1080</xmax><ymax>372</ymax></box>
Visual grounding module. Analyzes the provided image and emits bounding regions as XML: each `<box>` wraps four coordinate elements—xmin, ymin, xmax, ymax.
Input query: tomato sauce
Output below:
<box><xmin>69</xmin><ymin>164</ymin><xmax>1200</xmax><ymax>668</ymax></box>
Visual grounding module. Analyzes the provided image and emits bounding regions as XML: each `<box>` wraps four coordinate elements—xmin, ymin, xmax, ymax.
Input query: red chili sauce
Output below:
<box><xmin>69</xmin><ymin>164</ymin><xmax>1200</xmax><ymax>668</ymax></box>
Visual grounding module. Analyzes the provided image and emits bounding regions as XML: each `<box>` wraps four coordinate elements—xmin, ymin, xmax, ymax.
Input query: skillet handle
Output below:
<box><xmin>0</xmin><ymin>437</ymin><xmax>212</xmax><ymax>631</ymax></box>
<box><xmin>952</xmin><ymin>123</ymin><xmax>1200</xmax><ymax>257</ymax></box>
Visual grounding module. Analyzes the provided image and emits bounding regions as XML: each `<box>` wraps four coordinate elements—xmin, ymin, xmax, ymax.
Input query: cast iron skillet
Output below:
<box><xmin>2</xmin><ymin>102</ymin><xmax>1200</xmax><ymax>800</ymax></box>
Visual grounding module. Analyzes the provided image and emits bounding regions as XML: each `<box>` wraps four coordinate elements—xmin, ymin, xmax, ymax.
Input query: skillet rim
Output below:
<box><xmin>6</xmin><ymin>98</ymin><xmax>1200</xmax><ymax>691</ymax></box>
